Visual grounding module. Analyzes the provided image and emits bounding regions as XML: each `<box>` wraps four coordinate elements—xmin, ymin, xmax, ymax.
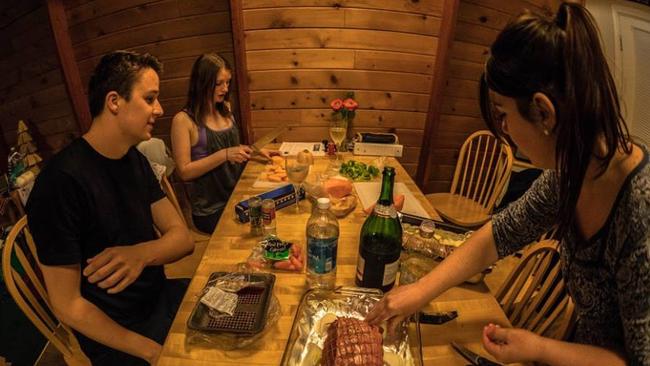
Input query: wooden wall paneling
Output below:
<box><xmin>0</xmin><ymin>1</ymin><xmax>40</xmax><ymax>28</ymax></box>
<box><xmin>245</xmin><ymin>29</ymin><xmax>438</xmax><ymax>54</ymax></box>
<box><xmin>65</xmin><ymin>0</ymin><xmax>155</xmax><ymax>26</ymax></box>
<box><xmin>242</xmin><ymin>1</ymin><xmax>444</xmax><ymax>177</ymax></box>
<box><xmin>47</xmin><ymin>0</ymin><xmax>91</xmax><ymax>133</ymax></box>
<box><xmin>72</xmin><ymin>12</ymin><xmax>231</xmax><ymax>61</ymax></box>
<box><xmin>0</xmin><ymin>0</ymin><xmax>78</xmax><ymax>162</ymax></box>
<box><xmin>416</xmin><ymin>0</ymin><xmax>460</xmax><ymax>186</ymax></box>
<box><xmin>454</xmin><ymin>20</ymin><xmax>500</xmax><ymax>45</ymax></box>
<box><xmin>241</xmin><ymin>0</ymin><xmax>444</xmax><ymax>14</ymax></box>
<box><xmin>244</xmin><ymin>7</ymin><xmax>344</xmax><ymax>29</ymax></box>
<box><xmin>251</xmin><ymin>109</ymin><xmax>427</xmax><ymax>129</ymax></box>
<box><xmin>68</xmin><ymin>0</ymin><xmax>181</xmax><ymax>45</ymax></box>
<box><xmin>63</xmin><ymin>0</ymin><xmax>237</xmax><ymax>143</ymax></box>
<box><xmin>422</xmin><ymin>0</ymin><xmax>566</xmax><ymax>193</ymax></box>
<box><xmin>75</xmin><ymin>34</ymin><xmax>235</xmax><ymax>86</ymax></box>
<box><xmin>458</xmin><ymin>2</ymin><xmax>511</xmax><ymax>30</ymax></box>
<box><xmin>354</xmin><ymin>50</ymin><xmax>436</xmax><ymax>74</ymax></box>
<box><xmin>230</xmin><ymin>0</ymin><xmax>252</xmax><ymax>144</ymax></box>
<box><xmin>248</xmin><ymin>70</ymin><xmax>432</xmax><ymax>93</ymax></box>
<box><xmin>246</xmin><ymin>49</ymin><xmax>355</xmax><ymax>70</ymax></box>
<box><xmin>249</xmin><ymin>90</ymin><xmax>431</xmax><ymax>112</ymax></box>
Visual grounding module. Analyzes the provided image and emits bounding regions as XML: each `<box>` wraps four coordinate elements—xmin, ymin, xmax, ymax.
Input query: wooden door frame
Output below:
<box><xmin>416</xmin><ymin>0</ymin><xmax>460</xmax><ymax>189</ymax></box>
<box><xmin>229</xmin><ymin>0</ymin><xmax>252</xmax><ymax>145</ymax></box>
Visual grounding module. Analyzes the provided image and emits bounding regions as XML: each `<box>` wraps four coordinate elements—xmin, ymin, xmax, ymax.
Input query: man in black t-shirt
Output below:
<box><xmin>26</xmin><ymin>51</ymin><xmax>194</xmax><ymax>365</ymax></box>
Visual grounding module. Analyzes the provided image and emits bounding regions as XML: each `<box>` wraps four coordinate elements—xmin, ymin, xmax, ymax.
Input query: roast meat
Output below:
<box><xmin>322</xmin><ymin>317</ymin><xmax>383</xmax><ymax>366</ymax></box>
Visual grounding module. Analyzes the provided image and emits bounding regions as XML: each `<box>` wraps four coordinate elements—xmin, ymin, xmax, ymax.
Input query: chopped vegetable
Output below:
<box><xmin>339</xmin><ymin>160</ymin><xmax>380</xmax><ymax>181</ymax></box>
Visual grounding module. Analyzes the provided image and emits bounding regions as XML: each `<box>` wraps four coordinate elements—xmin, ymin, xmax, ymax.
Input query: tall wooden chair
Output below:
<box><xmin>495</xmin><ymin>240</ymin><xmax>575</xmax><ymax>340</ymax></box>
<box><xmin>1</xmin><ymin>216</ymin><xmax>90</xmax><ymax>365</ymax></box>
<box><xmin>426</xmin><ymin>130</ymin><xmax>513</xmax><ymax>227</ymax></box>
<box><xmin>160</xmin><ymin>174</ymin><xmax>187</xmax><ymax>227</ymax></box>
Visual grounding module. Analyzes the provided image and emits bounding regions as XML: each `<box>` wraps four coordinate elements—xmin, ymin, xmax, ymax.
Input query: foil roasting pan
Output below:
<box><xmin>281</xmin><ymin>287</ymin><xmax>422</xmax><ymax>366</ymax></box>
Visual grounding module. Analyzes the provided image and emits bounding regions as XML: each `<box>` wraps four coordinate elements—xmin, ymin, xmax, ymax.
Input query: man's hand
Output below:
<box><xmin>83</xmin><ymin>246</ymin><xmax>149</xmax><ymax>294</ymax></box>
<box><xmin>143</xmin><ymin>340</ymin><xmax>162</xmax><ymax>365</ymax></box>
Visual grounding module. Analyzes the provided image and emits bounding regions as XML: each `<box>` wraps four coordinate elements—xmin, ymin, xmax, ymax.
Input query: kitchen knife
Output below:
<box><xmin>251</xmin><ymin>123</ymin><xmax>288</xmax><ymax>152</ymax></box>
<box><xmin>450</xmin><ymin>342</ymin><xmax>503</xmax><ymax>366</ymax></box>
<box><xmin>248</xmin><ymin>123</ymin><xmax>289</xmax><ymax>163</ymax></box>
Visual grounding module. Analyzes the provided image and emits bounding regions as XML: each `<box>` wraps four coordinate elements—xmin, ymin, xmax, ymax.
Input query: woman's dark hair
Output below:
<box><xmin>87</xmin><ymin>50</ymin><xmax>162</xmax><ymax>118</ymax></box>
<box><xmin>184</xmin><ymin>53</ymin><xmax>232</xmax><ymax>125</ymax></box>
<box><xmin>480</xmin><ymin>2</ymin><xmax>631</xmax><ymax>238</ymax></box>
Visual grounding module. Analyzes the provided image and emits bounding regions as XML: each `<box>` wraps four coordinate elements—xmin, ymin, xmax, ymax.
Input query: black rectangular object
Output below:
<box><xmin>187</xmin><ymin>272</ymin><xmax>275</xmax><ymax>335</ymax></box>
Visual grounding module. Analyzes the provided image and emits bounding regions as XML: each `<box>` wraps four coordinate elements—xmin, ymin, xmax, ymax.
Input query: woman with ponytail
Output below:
<box><xmin>367</xmin><ymin>3</ymin><xmax>649</xmax><ymax>365</ymax></box>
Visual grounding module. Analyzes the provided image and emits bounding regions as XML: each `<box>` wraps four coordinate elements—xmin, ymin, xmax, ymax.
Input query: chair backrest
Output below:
<box><xmin>495</xmin><ymin>240</ymin><xmax>575</xmax><ymax>340</ymax></box>
<box><xmin>450</xmin><ymin>130</ymin><xmax>514</xmax><ymax>213</ymax></box>
<box><xmin>160</xmin><ymin>174</ymin><xmax>187</xmax><ymax>227</ymax></box>
<box><xmin>1</xmin><ymin>216</ymin><xmax>89</xmax><ymax>365</ymax></box>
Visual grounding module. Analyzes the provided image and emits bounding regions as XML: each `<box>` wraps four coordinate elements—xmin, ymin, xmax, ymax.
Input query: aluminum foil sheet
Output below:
<box><xmin>281</xmin><ymin>287</ymin><xmax>421</xmax><ymax>366</ymax></box>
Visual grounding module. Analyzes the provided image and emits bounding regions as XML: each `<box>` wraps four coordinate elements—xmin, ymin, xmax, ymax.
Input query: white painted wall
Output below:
<box><xmin>587</xmin><ymin>0</ymin><xmax>650</xmax><ymax>142</ymax></box>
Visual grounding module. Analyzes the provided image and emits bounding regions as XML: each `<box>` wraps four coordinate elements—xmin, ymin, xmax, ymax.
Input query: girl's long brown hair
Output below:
<box><xmin>184</xmin><ymin>53</ymin><xmax>232</xmax><ymax>126</ymax></box>
<box><xmin>480</xmin><ymin>2</ymin><xmax>631</xmax><ymax>239</ymax></box>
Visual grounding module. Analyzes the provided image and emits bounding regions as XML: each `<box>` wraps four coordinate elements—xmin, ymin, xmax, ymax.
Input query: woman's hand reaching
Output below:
<box><xmin>365</xmin><ymin>282</ymin><xmax>430</xmax><ymax>326</ymax></box>
<box><xmin>225</xmin><ymin>145</ymin><xmax>252</xmax><ymax>163</ymax></box>
<box><xmin>259</xmin><ymin>148</ymin><xmax>280</xmax><ymax>159</ymax></box>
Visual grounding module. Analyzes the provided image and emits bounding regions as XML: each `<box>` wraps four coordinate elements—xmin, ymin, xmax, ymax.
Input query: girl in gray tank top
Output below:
<box><xmin>171</xmin><ymin>54</ymin><xmax>254</xmax><ymax>233</ymax></box>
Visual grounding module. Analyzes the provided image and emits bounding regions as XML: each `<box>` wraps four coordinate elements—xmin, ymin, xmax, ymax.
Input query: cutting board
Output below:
<box><xmin>353</xmin><ymin>182</ymin><xmax>431</xmax><ymax>218</ymax></box>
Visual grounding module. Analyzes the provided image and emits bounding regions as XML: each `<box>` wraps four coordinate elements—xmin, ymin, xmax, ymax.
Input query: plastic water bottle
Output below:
<box><xmin>306</xmin><ymin>197</ymin><xmax>339</xmax><ymax>289</ymax></box>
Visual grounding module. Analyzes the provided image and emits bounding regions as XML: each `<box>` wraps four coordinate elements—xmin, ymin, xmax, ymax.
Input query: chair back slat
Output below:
<box><xmin>500</xmin><ymin>254</ymin><xmax>537</xmax><ymax>313</ymax></box>
<box><xmin>467</xmin><ymin>137</ymin><xmax>481</xmax><ymax>200</ymax></box>
<box><xmin>1</xmin><ymin>216</ymin><xmax>90</xmax><ymax>365</ymax></box>
<box><xmin>472</xmin><ymin>135</ymin><xmax>489</xmax><ymax>202</ymax></box>
<box><xmin>509</xmin><ymin>250</ymin><xmax>555</xmax><ymax>324</ymax></box>
<box><xmin>484</xmin><ymin>144</ymin><xmax>504</xmax><ymax>208</ymax></box>
<box><xmin>13</xmin><ymin>241</ymin><xmax>50</xmax><ymax>306</ymax></box>
<box><xmin>496</xmin><ymin>240</ymin><xmax>575</xmax><ymax>340</ymax></box>
<box><xmin>477</xmin><ymin>138</ymin><xmax>498</xmax><ymax>206</ymax></box>
<box><xmin>449</xmin><ymin>131</ymin><xmax>513</xmax><ymax>213</ymax></box>
<box><xmin>11</xmin><ymin>267</ymin><xmax>59</xmax><ymax>331</ymax></box>
<box><xmin>455</xmin><ymin>139</ymin><xmax>471</xmax><ymax>197</ymax></box>
<box><xmin>161</xmin><ymin>174</ymin><xmax>187</xmax><ymax>226</ymax></box>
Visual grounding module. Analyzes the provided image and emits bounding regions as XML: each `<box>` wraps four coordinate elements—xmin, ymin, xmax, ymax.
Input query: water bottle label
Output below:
<box><xmin>382</xmin><ymin>260</ymin><xmax>399</xmax><ymax>286</ymax></box>
<box><xmin>307</xmin><ymin>237</ymin><xmax>338</xmax><ymax>274</ymax></box>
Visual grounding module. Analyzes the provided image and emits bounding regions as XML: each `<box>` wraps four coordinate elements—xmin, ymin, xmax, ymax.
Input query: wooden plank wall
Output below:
<box><xmin>422</xmin><ymin>0</ymin><xmax>564</xmax><ymax>193</ymax></box>
<box><xmin>63</xmin><ymin>0</ymin><xmax>236</xmax><ymax>147</ymax></box>
<box><xmin>241</xmin><ymin>0</ymin><xmax>445</xmax><ymax>177</ymax></box>
<box><xmin>0</xmin><ymin>1</ymin><xmax>78</xmax><ymax>167</ymax></box>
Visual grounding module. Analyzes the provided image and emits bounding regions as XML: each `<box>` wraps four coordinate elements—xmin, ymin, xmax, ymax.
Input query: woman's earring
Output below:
<box><xmin>543</xmin><ymin>129</ymin><xmax>550</xmax><ymax>136</ymax></box>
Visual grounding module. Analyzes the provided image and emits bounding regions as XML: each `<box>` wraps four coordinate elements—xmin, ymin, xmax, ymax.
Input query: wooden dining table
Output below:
<box><xmin>157</xmin><ymin>153</ymin><xmax>516</xmax><ymax>366</ymax></box>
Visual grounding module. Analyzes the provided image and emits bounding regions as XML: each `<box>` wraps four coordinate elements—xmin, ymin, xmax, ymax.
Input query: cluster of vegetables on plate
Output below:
<box><xmin>339</xmin><ymin>160</ymin><xmax>380</xmax><ymax>181</ymax></box>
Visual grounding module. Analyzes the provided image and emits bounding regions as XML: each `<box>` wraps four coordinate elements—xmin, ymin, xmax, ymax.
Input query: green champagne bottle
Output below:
<box><xmin>355</xmin><ymin>166</ymin><xmax>403</xmax><ymax>292</ymax></box>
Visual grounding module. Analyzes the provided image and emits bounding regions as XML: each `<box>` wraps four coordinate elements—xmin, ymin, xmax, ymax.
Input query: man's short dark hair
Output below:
<box><xmin>87</xmin><ymin>50</ymin><xmax>163</xmax><ymax>118</ymax></box>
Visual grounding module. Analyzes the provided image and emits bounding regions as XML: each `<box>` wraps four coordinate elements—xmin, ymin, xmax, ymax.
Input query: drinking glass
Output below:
<box><xmin>285</xmin><ymin>153</ymin><xmax>310</xmax><ymax>213</ymax></box>
<box><xmin>329</xmin><ymin>119</ymin><xmax>347</xmax><ymax>163</ymax></box>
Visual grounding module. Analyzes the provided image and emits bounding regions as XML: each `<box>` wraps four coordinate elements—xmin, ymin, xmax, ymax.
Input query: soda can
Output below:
<box><xmin>261</xmin><ymin>198</ymin><xmax>276</xmax><ymax>236</ymax></box>
<box><xmin>248</xmin><ymin>196</ymin><xmax>263</xmax><ymax>236</ymax></box>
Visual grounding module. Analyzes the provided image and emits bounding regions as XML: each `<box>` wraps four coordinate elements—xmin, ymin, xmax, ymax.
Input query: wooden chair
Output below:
<box><xmin>160</xmin><ymin>174</ymin><xmax>187</xmax><ymax>227</ymax></box>
<box><xmin>427</xmin><ymin>130</ymin><xmax>513</xmax><ymax>227</ymax></box>
<box><xmin>495</xmin><ymin>240</ymin><xmax>575</xmax><ymax>340</ymax></box>
<box><xmin>1</xmin><ymin>216</ymin><xmax>90</xmax><ymax>365</ymax></box>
